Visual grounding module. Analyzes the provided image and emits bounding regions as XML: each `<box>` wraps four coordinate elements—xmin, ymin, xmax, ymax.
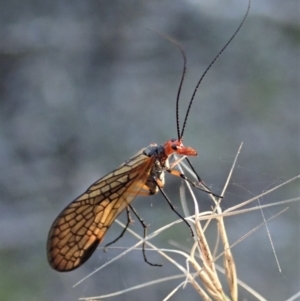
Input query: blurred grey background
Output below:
<box><xmin>0</xmin><ymin>0</ymin><xmax>299</xmax><ymax>300</ymax></box>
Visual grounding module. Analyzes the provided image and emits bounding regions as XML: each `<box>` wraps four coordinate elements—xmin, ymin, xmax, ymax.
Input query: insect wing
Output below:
<box><xmin>47</xmin><ymin>149</ymin><xmax>154</xmax><ymax>271</ymax></box>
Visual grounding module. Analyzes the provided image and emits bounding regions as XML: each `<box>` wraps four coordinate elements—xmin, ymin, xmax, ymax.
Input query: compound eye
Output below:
<box><xmin>171</xmin><ymin>138</ymin><xmax>177</xmax><ymax>142</ymax></box>
<box><xmin>171</xmin><ymin>144</ymin><xmax>178</xmax><ymax>150</ymax></box>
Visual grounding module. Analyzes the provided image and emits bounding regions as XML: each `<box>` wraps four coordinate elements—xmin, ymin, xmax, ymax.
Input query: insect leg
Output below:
<box><xmin>153</xmin><ymin>177</ymin><xmax>194</xmax><ymax>237</ymax></box>
<box><xmin>185</xmin><ymin>157</ymin><xmax>221</xmax><ymax>197</ymax></box>
<box><xmin>166</xmin><ymin>164</ymin><xmax>222</xmax><ymax>198</ymax></box>
<box><xmin>104</xmin><ymin>206</ymin><xmax>132</xmax><ymax>251</ymax></box>
<box><xmin>128</xmin><ymin>204</ymin><xmax>162</xmax><ymax>267</ymax></box>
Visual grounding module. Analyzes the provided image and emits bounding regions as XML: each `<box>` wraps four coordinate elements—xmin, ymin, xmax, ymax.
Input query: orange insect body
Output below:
<box><xmin>163</xmin><ymin>139</ymin><xmax>197</xmax><ymax>157</ymax></box>
<box><xmin>47</xmin><ymin>138</ymin><xmax>197</xmax><ymax>271</ymax></box>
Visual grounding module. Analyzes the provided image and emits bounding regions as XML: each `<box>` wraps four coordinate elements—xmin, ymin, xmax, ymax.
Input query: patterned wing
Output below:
<box><xmin>47</xmin><ymin>149</ymin><xmax>154</xmax><ymax>271</ymax></box>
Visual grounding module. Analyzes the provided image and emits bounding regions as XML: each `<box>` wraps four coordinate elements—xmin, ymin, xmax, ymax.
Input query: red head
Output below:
<box><xmin>163</xmin><ymin>139</ymin><xmax>197</xmax><ymax>157</ymax></box>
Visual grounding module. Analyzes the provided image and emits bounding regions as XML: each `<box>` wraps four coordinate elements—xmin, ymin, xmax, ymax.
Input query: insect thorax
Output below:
<box><xmin>143</xmin><ymin>144</ymin><xmax>167</xmax><ymax>195</ymax></box>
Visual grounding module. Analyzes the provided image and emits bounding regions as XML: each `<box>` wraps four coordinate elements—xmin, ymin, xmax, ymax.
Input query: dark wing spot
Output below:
<box><xmin>80</xmin><ymin>239</ymin><xmax>100</xmax><ymax>266</ymax></box>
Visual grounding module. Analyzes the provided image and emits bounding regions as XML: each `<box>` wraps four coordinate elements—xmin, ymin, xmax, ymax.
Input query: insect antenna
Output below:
<box><xmin>174</xmin><ymin>40</ymin><xmax>187</xmax><ymax>140</ymax></box>
<box><xmin>147</xmin><ymin>29</ymin><xmax>187</xmax><ymax>140</ymax></box>
<box><xmin>178</xmin><ymin>0</ymin><xmax>251</xmax><ymax>198</ymax></box>
<box><xmin>180</xmin><ymin>0</ymin><xmax>251</xmax><ymax>139</ymax></box>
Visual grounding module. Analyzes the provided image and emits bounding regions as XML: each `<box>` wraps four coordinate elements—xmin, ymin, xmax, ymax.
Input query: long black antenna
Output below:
<box><xmin>174</xmin><ymin>42</ymin><xmax>187</xmax><ymax>140</ymax></box>
<box><xmin>147</xmin><ymin>29</ymin><xmax>187</xmax><ymax>140</ymax></box>
<box><xmin>180</xmin><ymin>0</ymin><xmax>251</xmax><ymax>139</ymax></box>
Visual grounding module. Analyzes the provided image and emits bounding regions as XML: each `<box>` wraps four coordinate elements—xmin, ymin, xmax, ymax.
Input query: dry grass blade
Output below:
<box><xmin>177</xmin><ymin>144</ymin><xmax>242</xmax><ymax>300</ymax></box>
<box><xmin>214</xmin><ymin>143</ymin><xmax>243</xmax><ymax>300</ymax></box>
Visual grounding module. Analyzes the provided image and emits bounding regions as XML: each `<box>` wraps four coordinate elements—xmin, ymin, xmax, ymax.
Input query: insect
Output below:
<box><xmin>47</xmin><ymin>2</ymin><xmax>250</xmax><ymax>272</ymax></box>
